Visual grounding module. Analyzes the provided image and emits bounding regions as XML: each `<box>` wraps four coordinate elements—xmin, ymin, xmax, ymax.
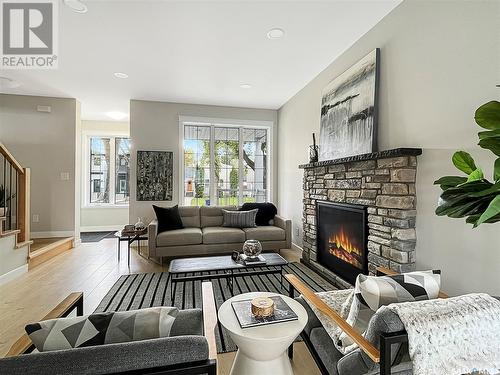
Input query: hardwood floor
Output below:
<box><xmin>0</xmin><ymin>239</ymin><xmax>321</xmax><ymax>374</ymax></box>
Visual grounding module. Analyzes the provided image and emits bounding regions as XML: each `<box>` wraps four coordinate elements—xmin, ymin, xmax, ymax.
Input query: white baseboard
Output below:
<box><xmin>0</xmin><ymin>264</ymin><xmax>28</xmax><ymax>285</ymax></box>
<box><xmin>80</xmin><ymin>225</ymin><xmax>123</xmax><ymax>232</ymax></box>
<box><xmin>291</xmin><ymin>242</ymin><xmax>303</xmax><ymax>253</ymax></box>
<box><xmin>31</xmin><ymin>231</ymin><xmax>75</xmax><ymax>239</ymax></box>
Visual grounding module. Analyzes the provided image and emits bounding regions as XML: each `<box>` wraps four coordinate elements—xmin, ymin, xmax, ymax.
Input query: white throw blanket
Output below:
<box><xmin>304</xmin><ymin>289</ymin><xmax>359</xmax><ymax>354</ymax></box>
<box><xmin>384</xmin><ymin>293</ymin><xmax>500</xmax><ymax>375</ymax></box>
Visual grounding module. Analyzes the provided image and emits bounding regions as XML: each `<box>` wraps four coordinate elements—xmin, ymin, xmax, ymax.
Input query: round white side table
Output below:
<box><xmin>218</xmin><ymin>292</ymin><xmax>308</xmax><ymax>375</ymax></box>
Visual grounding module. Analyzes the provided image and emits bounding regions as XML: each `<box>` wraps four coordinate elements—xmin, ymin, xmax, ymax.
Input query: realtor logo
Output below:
<box><xmin>1</xmin><ymin>0</ymin><xmax>58</xmax><ymax>69</ymax></box>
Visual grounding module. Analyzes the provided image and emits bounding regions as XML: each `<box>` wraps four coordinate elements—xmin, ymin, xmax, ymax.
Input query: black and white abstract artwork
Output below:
<box><xmin>319</xmin><ymin>48</ymin><xmax>379</xmax><ymax>161</ymax></box>
<box><xmin>136</xmin><ymin>151</ymin><xmax>173</xmax><ymax>201</ymax></box>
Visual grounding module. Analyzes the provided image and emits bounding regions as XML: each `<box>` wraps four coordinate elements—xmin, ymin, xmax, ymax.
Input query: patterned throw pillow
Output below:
<box><xmin>25</xmin><ymin>306</ymin><xmax>178</xmax><ymax>352</ymax></box>
<box><xmin>222</xmin><ymin>209</ymin><xmax>258</xmax><ymax>228</ymax></box>
<box><xmin>340</xmin><ymin>270</ymin><xmax>441</xmax><ymax>348</ymax></box>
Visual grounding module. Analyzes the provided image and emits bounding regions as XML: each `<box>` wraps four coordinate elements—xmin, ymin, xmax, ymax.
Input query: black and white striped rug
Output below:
<box><xmin>95</xmin><ymin>262</ymin><xmax>335</xmax><ymax>353</ymax></box>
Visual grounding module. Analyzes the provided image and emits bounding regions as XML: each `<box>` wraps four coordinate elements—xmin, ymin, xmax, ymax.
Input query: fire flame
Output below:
<box><xmin>329</xmin><ymin>227</ymin><xmax>361</xmax><ymax>256</ymax></box>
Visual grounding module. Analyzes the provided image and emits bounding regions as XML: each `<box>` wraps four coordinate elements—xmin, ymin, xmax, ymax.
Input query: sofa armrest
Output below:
<box><xmin>0</xmin><ymin>336</ymin><xmax>209</xmax><ymax>375</ymax></box>
<box><xmin>274</xmin><ymin>215</ymin><xmax>291</xmax><ymax>248</ymax></box>
<box><xmin>148</xmin><ymin>219</ymin><xmax>158</xmax><ymax>257</ymax></box>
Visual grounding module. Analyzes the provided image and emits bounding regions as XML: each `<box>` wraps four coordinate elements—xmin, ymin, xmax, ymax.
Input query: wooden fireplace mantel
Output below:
<box><xmin>299</xmin><ymin>148</ymin><xmax>422</xmax><ymax>169</ymax></box>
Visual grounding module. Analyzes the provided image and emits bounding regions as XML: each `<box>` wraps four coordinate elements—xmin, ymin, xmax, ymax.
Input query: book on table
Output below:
<box><xmin>238</xmin><ymin>254</ymin><xmax>267</xmax><ymax>267</ymax></box>
<box><xmin>231</xmin><ymin>296</ymin><xmax>298</xmax><ymax>328</ymax></box>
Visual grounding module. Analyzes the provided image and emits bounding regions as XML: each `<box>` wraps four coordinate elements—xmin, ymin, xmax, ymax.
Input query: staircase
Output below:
<box><xmin>0</xmin><ymin>142</ymin><xmax>74</xmax><ymax>283</ymax></box>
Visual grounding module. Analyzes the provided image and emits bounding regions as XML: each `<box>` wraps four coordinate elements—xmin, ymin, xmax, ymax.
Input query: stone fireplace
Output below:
<box><xmin>299</xmin><ymin>148</ymin><xmax>422</xmax><ymax>289</ymax></box>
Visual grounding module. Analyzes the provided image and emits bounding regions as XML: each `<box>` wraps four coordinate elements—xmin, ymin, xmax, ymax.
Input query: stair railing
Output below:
<box><xmin>0</xmin><ymin>142</ymin><xmax>30</xmax><ymax>244</ymax></box>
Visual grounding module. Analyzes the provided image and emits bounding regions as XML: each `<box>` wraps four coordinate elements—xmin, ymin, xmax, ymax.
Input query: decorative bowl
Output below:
<box><xmin>242</xmin><ymin>239</ymin><xmax>262</xmax><ymax>258</ymax></box>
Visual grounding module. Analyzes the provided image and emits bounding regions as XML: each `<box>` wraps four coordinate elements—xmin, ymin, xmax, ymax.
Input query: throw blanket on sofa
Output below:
<box><xmin>383</xmin><ymin>293</ymin><xmax>500</xmax><ymax>375</ymax></box>
<box><xmin>305</xmin><ymin>289</ymin><xmax>359</xmax><ymax>354</ymax></box>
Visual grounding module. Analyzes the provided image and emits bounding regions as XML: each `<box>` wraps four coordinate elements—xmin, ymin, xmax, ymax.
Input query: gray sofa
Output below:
<box><xmin>148</xmin><ymin>205</ymin><xmax>292</xmax><ymax>259</ymax></box>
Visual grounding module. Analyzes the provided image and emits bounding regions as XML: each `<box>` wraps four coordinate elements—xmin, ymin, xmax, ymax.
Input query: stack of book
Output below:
<box><xmin>239</xmin><ymin>254</ymin><xmax>267</xmax><ymax>266</ymax></box>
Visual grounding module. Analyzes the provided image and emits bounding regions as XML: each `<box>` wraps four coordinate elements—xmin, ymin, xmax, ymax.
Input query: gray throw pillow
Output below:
<box><xmin>25</xmin><ymin>306</ymin><xmax>178</xmax><ymax>352</ymax></box>
<box><xmin>222</xmin><ymin>209</ymin><xmax>258</xmax><ymax>228</ymax></box>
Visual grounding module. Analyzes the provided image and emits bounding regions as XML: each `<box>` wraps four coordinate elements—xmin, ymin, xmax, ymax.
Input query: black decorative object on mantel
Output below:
<box><xmin>309</xmin><ymin>133</ymin><xmax>319</xmax><ymax>163</ymax></box>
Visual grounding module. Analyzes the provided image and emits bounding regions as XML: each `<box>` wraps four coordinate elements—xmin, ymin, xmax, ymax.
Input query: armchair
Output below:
<box><xmin>286</xmin><ymin>267</ymin><xmax>448</xmax><ymax>375</ymax></box>
<box><xmin>1</xmin><ymin>283</ymin><xmax>218</xmax><ymax>375</ymax></box>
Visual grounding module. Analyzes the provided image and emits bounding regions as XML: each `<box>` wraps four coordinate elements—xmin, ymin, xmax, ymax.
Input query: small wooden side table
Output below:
<box><xmin>114</xmin><ymin>228</ymin><xmax>147</xmax><ymax>267</ymax></box>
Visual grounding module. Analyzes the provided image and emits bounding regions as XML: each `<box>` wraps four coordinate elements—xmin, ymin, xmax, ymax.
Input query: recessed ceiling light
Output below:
<box><xmin>113</xmin><ymin>72</ymin><xmax>129</xmax><ymax>79</ymax></box>
<box><xmin>0</xmin><ymin>76</ymin><xmax>21</xmax><ymax>89</ymax></box>
<box><xmin>63</xmin><ymin>0</ymin><xmax>88</xmax><ymax>14</ymax></box>
<box><xmin>267</xmin><ymin>28</ymin><xmax>285</xmax><ymax>39</ymax></box>
<box><xmin>240</xmin><ymin>84</ymin><xmax>252</xmax><ymax>89</ymax></box>
<box><xmin>106</xmin><ymin>111</ymin><xmax>128</xmax><ymax>121</ymax></box>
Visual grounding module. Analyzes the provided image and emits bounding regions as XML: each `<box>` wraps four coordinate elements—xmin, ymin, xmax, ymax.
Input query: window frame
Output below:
<box><xmin>82</xmin><ymin>131</ymin><xmax>130</xmax><ymax>208</ymax></box>
<box><xmin>179</xmin><ymin>116</ymin><xmax>273</xmax><ymax>207</ymax></box>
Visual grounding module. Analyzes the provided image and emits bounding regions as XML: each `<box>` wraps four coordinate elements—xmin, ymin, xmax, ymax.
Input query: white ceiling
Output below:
<box><xmin>0</xmin><ymin>0</ymin><xmax>401</xmax><ymax>121</ymax></box>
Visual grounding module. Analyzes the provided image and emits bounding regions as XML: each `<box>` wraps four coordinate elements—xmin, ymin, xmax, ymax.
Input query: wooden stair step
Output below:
<box><xmin>29</xmin><ymin>237</ymin><xmax>74</xmax><ymax>269</ymax></box>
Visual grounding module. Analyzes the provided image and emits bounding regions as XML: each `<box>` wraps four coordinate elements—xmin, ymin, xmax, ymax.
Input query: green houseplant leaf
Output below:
<box><xmin>466</xmin><ymin>168</ymin><xmax>484</xmax><ymax>182</ymax></box>
<box><xmin>478</xmin><ymin>137</ymin><xmax>500</xmax><ymax>156</ymax></box>
<box><xmin>475</xmin><ymin>195</ymin><xmax>500</xmax><ymax>226</ymax></box>
<box><xmin>495</xmin><ymin>158</ymin><xmax>500</xmax><ymax>182</ymax></box>
<box><xmin>475</xmin><ymin>100</ymin><xmax>500</xmax><ymax>130</ymax></box>
<box><xmin>452</xmin><ymin>151</ymin><xmax>477</xmax><ymax>174</ymax></box>
<box><xmin>433</xmin><ymin>176</ymin><xmax>467</xmax><ymax>190</ymax></box>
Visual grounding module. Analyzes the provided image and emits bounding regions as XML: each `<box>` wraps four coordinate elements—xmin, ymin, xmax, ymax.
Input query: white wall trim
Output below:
<box><xmin>0</xmin><ymin>264</ymin><xmax>28</xmax><ymax>286</ymax></box>
<box><xmin>31</xmin><ymin>231</ymin><xmax>75</xmax><ymax>239</ymax></box>
<box><xmin>80</xmin><ymin>225</ymin><xmax>123</xmax><ymax>232</ymax></box>
<box><xmin>291</xmin><ymin>242</ymin><xmax>303</xmax><ymax>253</ymax></box>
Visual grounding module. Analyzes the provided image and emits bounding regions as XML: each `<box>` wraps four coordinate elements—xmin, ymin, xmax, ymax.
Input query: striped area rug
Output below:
<box><xmin>95</xmin><ymin>262</ymin><xmax>335</xmax><ymax>353</ymax></box>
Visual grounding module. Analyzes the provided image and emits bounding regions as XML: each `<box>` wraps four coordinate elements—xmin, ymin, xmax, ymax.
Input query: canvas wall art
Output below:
<box><xmin>136</xmin><ymin>150</ymin><xmax>173</xmax><ymax>201</ymax></box>
<box><xmin>319</xmin><ymin>48</ymin><xmax>379</xmax><ymax>161</ymax></box>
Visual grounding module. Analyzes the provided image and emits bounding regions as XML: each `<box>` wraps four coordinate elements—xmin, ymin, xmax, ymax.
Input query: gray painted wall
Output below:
<box><xmin>277</xmin><ymin>0</ymin><xmax>500</xmax><ymax>296</ymax></box>
<box><xmin>0</xmin><ymin>94</ymin><xmax>78</xmax><ymax>236</ymax></box>
<box><xmin>129</xmin><ymin>100</ymin><xmax>277</xmax><ymax>224</ymax></box>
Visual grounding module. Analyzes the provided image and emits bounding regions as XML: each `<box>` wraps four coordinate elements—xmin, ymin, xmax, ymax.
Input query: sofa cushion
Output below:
<box><xmin>26</xmin><ymin>307</ymin><xmax>178</xmax><ymax>352</ymax></box>
<box><xmin>178</xmin><ymin>206</ymin><xmax>200</xmax><ymax>228</ymax></box>
<box><xmin>202</xmin><ymin>227</ymin><xmax>245</xmax><ymax>244</ymax></box>
<box><xmin>341</xmin><ymin>270</ymin><xmax>441</xmax><ymax>348</ymax></box>
<box><xmin>243</xmin><ymin>226</ymin><xmax>286</xmax><ymax>241</ymax></box>
<box><xmin>240</xmin><ymin>202</ymin><xmax>277</xmax><ymax>226</ymax></box>
<box><xmin>156</xmin><ymin>228</ymin><xmax>202</xmax><ymax>247</ymax></box>
<box><xmin>153</xmin><ymin>205</ymin><xmax>184</xmax><ymax>233</ymax></box>
<box><xmin>200</xmin><ymin>206</ymin><xmax>237</xmax><ymax>227</ymax></box>
<box><xmin>222</xmin><ymin>209</ymin><xmax>258</xmax><ymax>228</ymax></box>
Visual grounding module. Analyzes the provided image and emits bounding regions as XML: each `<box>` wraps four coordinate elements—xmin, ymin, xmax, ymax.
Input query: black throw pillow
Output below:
<box><xmin>153</xmin><ymin>205</ymin><xmax>184</xmax><ymax>233</ymax></box>
<box><xmin>239</xmin><ymin>203</ymin><xmax>277</xmax><ymax>226</ymax></box>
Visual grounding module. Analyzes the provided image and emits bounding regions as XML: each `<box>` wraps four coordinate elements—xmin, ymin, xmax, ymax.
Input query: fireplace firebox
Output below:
<box><xmin>317</xmin><ymin>201</ymin><xmax>368</xmax><ymax>285</ymax></box>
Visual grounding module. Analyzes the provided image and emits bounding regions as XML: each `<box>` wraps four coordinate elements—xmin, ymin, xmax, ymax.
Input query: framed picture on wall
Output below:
<box><xmin>319</xmin><ymin>48</ymin><xmax>380</xmax><ymax>161</ymax></box>
<box><xmin>136</xmin><ymin>150</ymin><xmax>173</xmax><ymax>201</ymax></box>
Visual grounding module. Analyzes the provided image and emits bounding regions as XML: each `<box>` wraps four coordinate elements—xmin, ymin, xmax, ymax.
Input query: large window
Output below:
<box><xmin>182</xmin><ymin>121</ymin><xmax>270</xmax><ymax>206</ymax></box>
<box><xmin>87</xmin><ymin>136</ymin><xmax>130</xmax><ymax>205</ymax></box>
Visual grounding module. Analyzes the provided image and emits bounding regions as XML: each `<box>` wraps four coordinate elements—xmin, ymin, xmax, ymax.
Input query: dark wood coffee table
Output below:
<box><xmin>168</xmin><ymin>253</ymin><xmax>288</xmax><ymax>301</ymax></box>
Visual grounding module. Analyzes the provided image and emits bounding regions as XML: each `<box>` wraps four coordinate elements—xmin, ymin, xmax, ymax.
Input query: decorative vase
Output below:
<box><xmin>242</xmin><ymin>239</ymin><xmax>262</xmax><ymax>258</ymax></box>
<box><xmin>135</xmin><ymin>217</ymin><xmax>145</xmax><ymax>230</ymax></box>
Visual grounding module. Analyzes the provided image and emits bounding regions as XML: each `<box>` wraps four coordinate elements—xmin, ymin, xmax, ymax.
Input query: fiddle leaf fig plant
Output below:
<box><xmin>434</xmin><ymin>100</ymin><xmax>500</xmax><ymax>227</ymax></box>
